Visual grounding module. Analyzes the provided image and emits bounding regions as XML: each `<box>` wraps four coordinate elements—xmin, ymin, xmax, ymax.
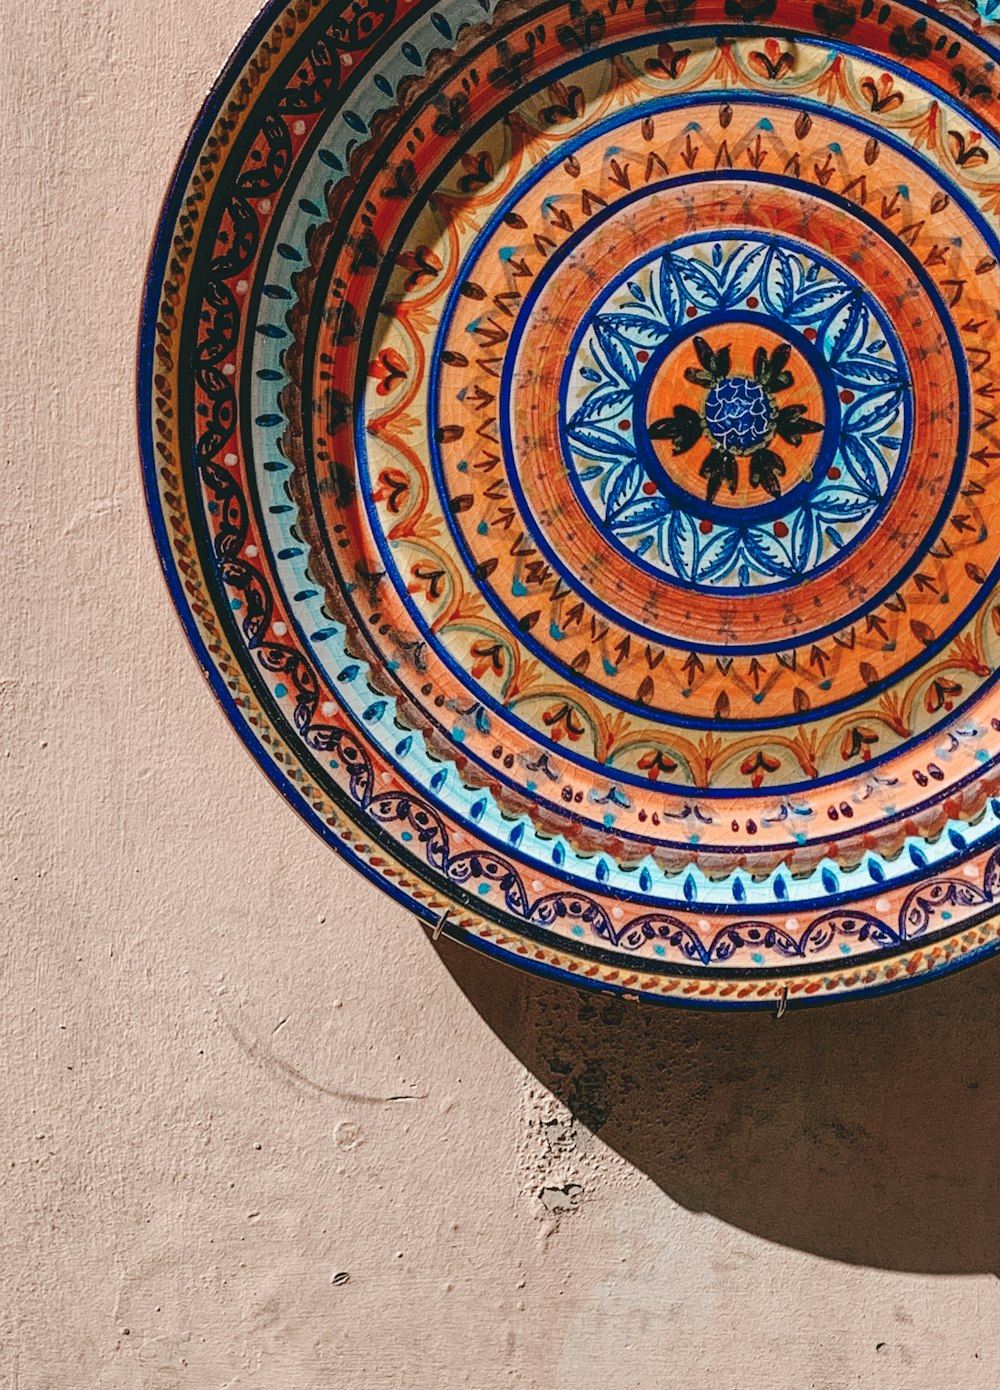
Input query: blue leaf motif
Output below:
<box><xmin>696</xmin><ymin>526</ymin><xmax>741</xmax><ymax>581</ymax></box>
<box><xmin>825</xmin><ymin>293</ymin><xmax>867</xmax><ymax>362</ymax></box>
<box><xmin>834</xmin><ymin>357</ymin><xmax>903</xmax><ymax>389</ymax></box>
<box><xmin>658</xmin><ymin>256</ymin><xmax>684</xmax><ymax>328</ymax></box>
<box><xmin>667</xmin><ymin>509</ymin><xmax>699</xmax><ymax>579</ymax></box>
<box><xmin>612</xmin><ymin>495</ymin><xmax>672</xmax><ymax>532</ymax></box>
<box><xmin>593</xmin><ymin>321</ymin><xmax>638</xmax><ymax>385</ymax></box>
<box><xmin>761</xmin><ymin>244</ymin><xmax>796</xmax><ymax>316</ymax></box>
<box><xmin>844</xmin><ymin>387</ymin><xmax>905</xmax><ymax>438</ymax></box>
<box><xmin>596</xmin><ymin>313</ymin><xmax>672</xmax><ymax>348</ymax></box>
<box><xmin>605</xmin><ymin>458</ymin><xmax>644</xmax><ymax>518</ymax></box>
<box><xmin>786</xmin><ymin>283</ymin><xmax>851</xmax><ymax>323</ymax></box>
<box><xmin>790</xmin><ymin>508</ymin><xmax>815</xmax><ymax>572</ymax></box>
<box><xmin>568</xmin><ymin>423</ymin><xmax>635</xmax><ymax>460</ymax></box>
<box><xmin>721</xmin><ymin>242</ymin><xmax>767</xmax><ymax>303</ymax></box>
<box><xmin>811</xmin><ymin>485</ymin><xmax>876</xmax><ymax>521</ymax></box>
<box><xmin>839</xmin><ymin>433</ymin><xmax>880</xmax><ymax>493</ymax></box>
<box><xmin>674</xmin><ymin>256</ymin><xmax>722</xmax><ymax>308</ymax></box>
<box><xmin>743</xmin><ymin>527</ymin><xmax>794</xmax><ymax>577</ymax></box>
<box><xmin>569</xmin><ymin>387</ymin><xmax>633</xmax><ymax>428</ymax></box>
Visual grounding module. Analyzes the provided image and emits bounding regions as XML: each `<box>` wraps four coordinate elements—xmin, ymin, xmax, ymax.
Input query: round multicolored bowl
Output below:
<box><xmin>140</xmin><ymin>0</ymin><xmax>1000</xmax><ymax>1009</ymax></box>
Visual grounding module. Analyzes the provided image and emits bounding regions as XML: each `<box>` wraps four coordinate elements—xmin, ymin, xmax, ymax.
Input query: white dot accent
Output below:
<box><xmin>964</xmin><ymin>864</ymin><xmax>979</xmax><ymax>879</ymax></box>
<box><xmin>293</xmin><ymin>120</ymin><xmax>306</xmax><ymax>135</ymax></box>
<box><xmin>876</xmin><ymin>897</ymin><xmax>890</xmax><ymax>913</ymax></box>
<box><xmin>224</xmin><ymin>452</ymin><xmax>238</xmax><ymax>465</ymax></box>
<box><xmin>236</xmin><ymin>280</ymin><xmax>248</xmax><ymax>294</ymax></box>
<box><xmin>222</xmin><ymin>362</ymin><xmax>235</xmax><ymax>376</ymax></box>
<box><xmin>245</xmin><ymin>544</ymin><xmax>258</xmax><ymax>558</ymax></box>
<box><xmin>322</xmin><ymin>701</ymin><xmax>337</xmax><ymax>717</ymax></box>
<box><xmin>273</xmin><ymin>621</ymin><xmax>287</xmax><ymax>636</ymax></box>
<box><xmin>259</xmin><ymin>198</ymin><xmax>272</xmax><ymax>214</ymax></box>
<box><xmin>784</xmin><ymin>917</ymin><xmax>800</xmax><ymax>932</ymax></box>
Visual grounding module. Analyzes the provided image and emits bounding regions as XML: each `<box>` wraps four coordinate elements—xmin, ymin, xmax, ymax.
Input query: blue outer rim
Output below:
<box><xmin>136</xmin><ymin>0</ymin><xmax>447</xmax><ymax>936</ymax></box>
<box><xmin>136</xmin><ymin>0</ymin><xmax>1000</xmax><ymax>1011</ymax></box>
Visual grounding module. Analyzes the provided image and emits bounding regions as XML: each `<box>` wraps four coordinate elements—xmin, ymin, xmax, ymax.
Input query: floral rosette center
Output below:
<box><xmin>649</xmin><ymin>334</ymin><xmax>823</xmax><ymax>502</ymax></box>
<box><xmin>563</xmin><ymin>235</ymin><xmax>911</xmax><ymax>590</ymax></box>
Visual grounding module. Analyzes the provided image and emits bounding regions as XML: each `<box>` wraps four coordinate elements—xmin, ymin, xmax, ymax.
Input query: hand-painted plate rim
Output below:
<box><xmin>138</xmin><ymin>0</ymin><xmax>1000</xmax><ymax>1011</ymax></box>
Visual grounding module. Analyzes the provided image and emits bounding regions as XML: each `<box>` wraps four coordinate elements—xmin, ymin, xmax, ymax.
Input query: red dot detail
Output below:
<box><xmin>827</xmin><ymin>466</ymin><xmax>841</xmax><ymax>480</ymax></box>
<box><xmin>773</xmin><ymin>521</ymin><xmax>789</xmax><ymax>538</ymax></box>
<box><xmin>686</xmin><ymin>306</ymin><xmax>698</xmax><ymax>318</ymax></box>
<box><xmin>643</xmin><ymin>481</ymin><xmax>659</xmax><ymax>495</ymax></box>
<box><xmin>747</xmin><ymin>296</ymin><xmax>759</xmax><ymax>308</ymax></box>
<box><xmin>637</xmin><ymin>350</ymin><xmax>649</xmax><ymax>363</ymax></box>
<box><xmin>699</xmin><ymin>520</ymin><xmax>714</xmax><ymax>534</ymax></box>
<box><xmin>840</xmin><ymin>389</ymin><xmax>855</xmax><ymax>404</ymax></box>
<box><xmin>619</xmin><ymin>420</ymin><xmax>631</xmax><ymax>431</ymax></box>
<box><xmin>805</xmin><ymin>328</ymin><xmax>818</xmax><ymax>340</ymax></box>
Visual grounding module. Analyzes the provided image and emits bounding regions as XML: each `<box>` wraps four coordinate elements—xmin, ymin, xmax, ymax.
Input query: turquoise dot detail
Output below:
<box><xmin>274</xmin><ymin>683</ymin><xmax>287</xmax><ymax>698</ymax></box>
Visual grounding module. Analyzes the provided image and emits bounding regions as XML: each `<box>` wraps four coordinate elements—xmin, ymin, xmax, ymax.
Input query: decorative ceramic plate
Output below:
<box><xmin>141</xmin><ymin>0</ymin><xmax>1000</xmax><ymax>1009</ymax></box>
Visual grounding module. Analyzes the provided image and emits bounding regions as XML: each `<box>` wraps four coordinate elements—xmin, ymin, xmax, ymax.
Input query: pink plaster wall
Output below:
<box><xmin>5</xmin><ymin>2</ymin><xmax>1000</xmax><ymax>1385</ymax></box>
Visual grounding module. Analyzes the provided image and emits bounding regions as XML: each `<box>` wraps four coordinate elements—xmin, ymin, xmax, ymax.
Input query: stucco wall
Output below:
<box><xmin>5</xmin><ymin>2</ymin><xmax>1000</xmax><ymax>1385</ymax></box>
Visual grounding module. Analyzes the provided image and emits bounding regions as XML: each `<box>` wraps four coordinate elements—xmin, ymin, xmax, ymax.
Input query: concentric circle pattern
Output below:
<box><xmin>142</xmin><ymin>0</ymin><xmax>1000</xmax><ymax>1008</ymax></box>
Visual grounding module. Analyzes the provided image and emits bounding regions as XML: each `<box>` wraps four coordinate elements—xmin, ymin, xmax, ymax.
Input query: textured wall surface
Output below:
<box><xmin>5</xmin><ymin>2</ymin><xmax>1000</xmax><ymax>1386</ymax></box>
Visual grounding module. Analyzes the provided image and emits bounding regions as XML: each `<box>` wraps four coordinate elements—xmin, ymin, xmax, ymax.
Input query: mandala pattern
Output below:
<box><xmin>141</xmin><ymin>0</ymin><xmax>1000</xmax><ymax>1008</ymax></box>
<box><xmin>564</xmin><ymin>235</ymin><xmax>910</xmax><ymax>587</ymax></box>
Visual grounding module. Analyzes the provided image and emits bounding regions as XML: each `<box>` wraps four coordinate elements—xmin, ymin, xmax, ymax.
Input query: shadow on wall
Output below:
<box><xmin>434</xmin><ymin>936</ymin><xmax>1000</xmax><ymax>1274</ymax></box>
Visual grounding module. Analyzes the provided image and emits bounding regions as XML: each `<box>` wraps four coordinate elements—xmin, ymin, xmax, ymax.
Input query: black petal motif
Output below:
<box><xmin>685</xmin><ymin>335</ymin><xmax>731</xmax><ymax>388</ymax></box>
<box><xmin>748</xmin><ymin>447</ymin><xmax>787</xmax><ymax>498</ymax></box>
<box><xmin>648</xmin><ymin>332</ymin><xmax>822</xmax><ymax>504</ymax></box>
<box><xmin>774</xmin><ymin>403</ymin><xmax>823</xmax><ymax>446</ymax></box>
<box><xmin>648</xmin><ymin>404</ymin><xmax>704</xmax><ymax>454</ymax></box>
<box><xmin>700</xmin><ymin>446</ymin><xmax>739</xmax><ymax>503</ymax></box>
<box><xmin>753</xmin><ymin>343</ymin><xmax>793</xmax><ymax>393</ymax></box>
